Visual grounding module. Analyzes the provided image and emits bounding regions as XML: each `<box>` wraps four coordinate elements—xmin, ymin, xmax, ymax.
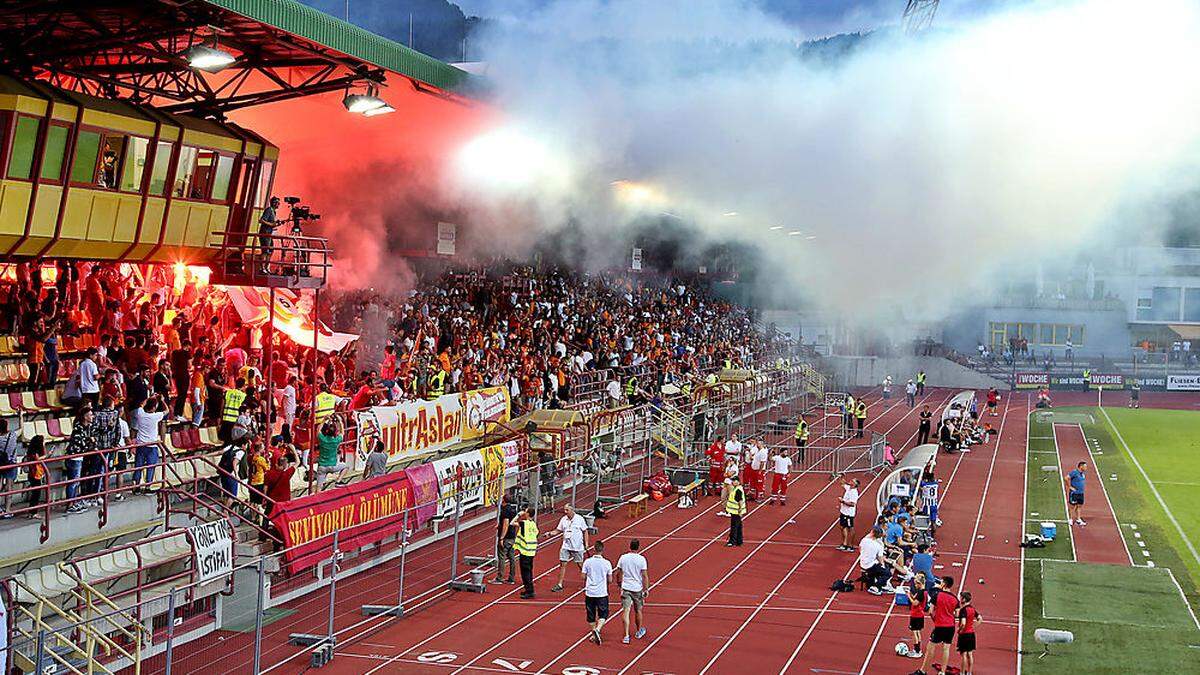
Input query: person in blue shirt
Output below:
<box><xmin>885</xmin><ymin>518</ymin><xmax>905</xmax><ymax>546</ymax></box>
<box><xmin>1066</xmin><ymin>460</ymin><xmax>1087</xmax><ymax>526</ymax></box>
<box><xmin>911</xmin><ymin>543</ymin><xmax>936</xmax><ymax>591</ymax></box>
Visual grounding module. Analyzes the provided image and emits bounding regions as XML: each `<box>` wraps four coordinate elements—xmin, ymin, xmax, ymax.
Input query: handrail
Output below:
<box><xmin>159</xmin><ymin>448</ymin><xmax>282</xmax><ymax>544</ymax></box>
<box><xmin>209</xmin><ymin>228</ymin><xmax>331</xmax><ymax>287</ymax></box>
<box><xmin>0</xmin><ymin>441</ymin><xmax>168</xmax><ymax>543</ymax></box>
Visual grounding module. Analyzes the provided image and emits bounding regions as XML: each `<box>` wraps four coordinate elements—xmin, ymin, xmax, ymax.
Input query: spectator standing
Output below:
<box><xmin>263</xmin><ymin>454</ymin><xmax>295</xmax><ymax>520</ymax></box>
<box><xmin>25</xmin><ymin>436</ymin><xmax>47</xmax><ymax>516</ymax></box>
<box><xmin>79</xmin><ymin>348</ymin><xmax>101</xmax><ymax>408</ymax></box>
<box><xmin>0</xmin><ymin>420</ymin><xmax>21</xmax><ymax>518</ymax></box>
<box><xmin>363</xmin><ymin>439</ymin><xmax>389</xmax><ymax>479</ymax></box>
<box><xmin>64</xmin><ymin>408</ymin><xmax>98</xmax><ymax>513</ymax></box>
<box><xmin>1066</xmin><ymin>461</ymin><xmax>1087</xmax><ymax>526</ymax></box>
<box><xmin>552</xmin><ymin>504</ymin><xmax>589</xmax><ymax>592</ymax></box>
<box><xmin>314</xmin><ymin>415</ymin><xmax>348</xmax><ymax>490</ymax></box>
<box><xmin>582</xmin><ymin>540</ymin><xmax>613</xmax><ymax>645</ymax></box>
<box><xmin>492</xmin><ymin>494</ymin><xmax>518</xmax><ymax>585</ymax></box>
<box><xmin>616</xmin><ymin>539</ymin><xmax>649</xmax><ymax>644</ymax></box>
<box><xmin>906</xmin><ymin>379</ymin><xmax>917</xmax><ymax>408</ymax></box>
<box><xmin>837</xmin><ymin>478</ymin><xmax>860</xmax><ymax>552</ymax></box>
<box><xmin>130</xmin><ymin>395</ymin><xmax>166</xmax><ymax>492</ymax></box>
<box><xmin>917</xmin><ymin>406</ymin><xmax>932</xmax><ymax>445</ymax></box>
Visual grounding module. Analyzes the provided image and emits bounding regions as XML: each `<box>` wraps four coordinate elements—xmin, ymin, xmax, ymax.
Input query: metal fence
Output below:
<box><xmin>6</xmin><ymin>362</ymin><xmax>834</xmax><ymax>674</ymax></box>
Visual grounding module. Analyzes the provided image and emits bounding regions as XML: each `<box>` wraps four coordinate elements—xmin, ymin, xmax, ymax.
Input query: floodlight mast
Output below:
<box><xmin>903</xmin><ymin>0</ymin><xmax>939</xmax><ymax>34</ymax></box>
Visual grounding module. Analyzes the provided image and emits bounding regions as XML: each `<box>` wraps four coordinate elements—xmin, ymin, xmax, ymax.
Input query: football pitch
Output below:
<box><xmin>1021</xmin><ymin>406</ymin><xmax>1200</xmax><ymax>673</ymax></box>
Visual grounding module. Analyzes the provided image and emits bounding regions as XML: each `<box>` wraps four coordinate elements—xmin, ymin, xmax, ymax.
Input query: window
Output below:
<box><xmin>189</xmin><ymin>150</ymin><xmax>220</xmax><ymax>200</ymax></box>
<box><xmin>40</xmin><ymin>124</ymin><xmax>69</xmax><ymax>182</ymax></box>
<box><xmin>255</xmin><ymin>159</ymin><xmax>275</xmax><ymax>207</ymax></box>
<box><xmin>119</xmin><ymin>136</ymin><xmax>149</xmax><ymax>192</ymax></box>
<box><xmin>211</xmin><ymin>154</ymin><xmax>235</xmax><ymax>201</ymax></box>
<box><xmin>1136</xmin><ymin>297</ymin><xmax>1153</xmax><ymax>322</ymax></box>
<box><xmin>69</xmin><ymin>130</ymin><xmax>102</xmax><ymax>184</ymax></box>
<box><xmin>988</xmin><ymin>322</ymin><xmax>1007</xmax><ymax>347</ymax></box>
<box><xmin>1037</xmin><ymin>324</ymin><xmax>1085</xmax><ymax>346</ymax></box>
<box><xmin>148</xmin><ymin>141</ymin><xmax>173</xmax><ymax>196</ymax></box>
<box><xmin>6</xmin><ymin>116</ymin><xmax>41</xmax><ymax>180</ymax></box>
<box><xmin>1040</xmin><ymin>323</ymin><xmax>1054</xmax><ymax>345</ymax></box>
<box><xmin>172</xmin><ymin>145</ymin><xmax>198</xmax><ymax>198</ymax></box>
<box><xmin>1184</xmin><ymin>289</ymin><xmax>1200</xmax><ymax>323</ymax></box>
<box><xmin>1151</xmin><ymin>287</ymin><xmax>1181</xmax><ymax>322</ymax></box>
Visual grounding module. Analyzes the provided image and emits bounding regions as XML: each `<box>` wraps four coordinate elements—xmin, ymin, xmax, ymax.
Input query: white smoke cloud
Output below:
<box><xmin>451</xmin><ymin>0</ymin><xmax>1200</xmax><ymax>322</ymax></box>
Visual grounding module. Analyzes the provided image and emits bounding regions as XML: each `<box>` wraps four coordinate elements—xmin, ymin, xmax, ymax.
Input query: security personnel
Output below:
<box><xmin>854</xmin><ymin>398</ymin><xmax>868</xmax><ymax>438</ymax></box>
<box><xmin>723</xmin><ymin>357</ymin><xmax>733</xmax><ymax>370</ymax></box>
<box><xmin>843</xmin><ymin>394</ymin><xmax>856</xmax><ymax>432</ymax></box>
<box><xmin>513</xmin><ymin>507</ymin><xmax>539</xmax><ymax>598</ymax></box>
<box><xmin>795</xmin><ymin>417</ymin><xmax>809</xmax><ymax>462</ymax></box>
<box><xmin>219</xmin><ymin>378</ymin><xmax>247</xmax><ymax>443</ymax></box>
<box><xmin>1082</xmin><ymin>368</ymin><xmax>1092</xmax><ymax>388</ymax></box>
<box><xmin>916</xmin><ymin>370</ymin><xmax>926</xmax><ymax>396</ymax></box>
<box><xmin>427</xmin><ymin>367</ymin><xmax>447</xmax><ymax>399</ymax></box>
<box><xmin>624</xmin><ymin>375</ymin><xmax>638</xmax><ymax>400</ymax></box>
<box><xmin>314</xmin><ymin>384</ymin><xmax>337</xmax><ymax>425</ymax></box>
<box><xmin>725</xmin><ymin>476</ymin><xmax>746</xmax><ymax>547</ymax></box>
<box><xmin>680</xmin><ymin>379</ymin><xmax>694</xmax><ymax>399</ymax></box>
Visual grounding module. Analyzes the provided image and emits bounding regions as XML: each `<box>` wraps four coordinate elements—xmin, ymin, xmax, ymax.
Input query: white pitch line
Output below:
<box><xmin>1099</xmin><ymin>407</ymin><xmax>1200</xmax><ymax>570</ymax></box>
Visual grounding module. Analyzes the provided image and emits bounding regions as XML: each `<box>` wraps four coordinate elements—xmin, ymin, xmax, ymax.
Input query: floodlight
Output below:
<box><xmin>184</xmin><ymin>44</ymin><xmax>236</xmax><ymax>73</ymax></box>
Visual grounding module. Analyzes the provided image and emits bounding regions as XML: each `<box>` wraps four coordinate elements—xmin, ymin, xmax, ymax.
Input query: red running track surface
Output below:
<box><xmin>1052</xmin><ymin>423</ymin><xmax>1132</xmax><ymax>566</ymax></box>
<box><xmin>258</xmin><ymin>388</ymin><xmax>988</xmax><ymax>675</ymax></box>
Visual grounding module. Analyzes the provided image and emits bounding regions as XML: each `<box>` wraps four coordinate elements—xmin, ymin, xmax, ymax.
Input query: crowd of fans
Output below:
<box><xmin>0</xmin><ymin>258</ymin><xmax>784</xmax><ymax>518</ymax></box>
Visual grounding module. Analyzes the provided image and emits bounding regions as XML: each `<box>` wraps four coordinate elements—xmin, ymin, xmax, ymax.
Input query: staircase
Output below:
<box><xmin>651</xmin><ymin>400</ymin><xmax>690</xmax><ymax>460</ymax></box>
<box><xmin>9</xmin><ymin>565</ymin><xmax>148</xmax><ymax>675</ymax></box>
<box><xmin>799</xmin><ymin>362</ymin><xmax>826</xmax><ymax>408</ymax></box>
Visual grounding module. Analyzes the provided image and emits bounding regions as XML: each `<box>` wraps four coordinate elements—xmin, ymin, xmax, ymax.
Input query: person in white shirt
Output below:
<box><xmin>552</xmin><ymin>505</ymin><xmax>589</xmax><ymax>592</ymax></box>
<box><xmin>858</xmin><ymin>526</ymin><xmax>892</xmax><ymax>595</ymax></box>
<box><xmin>582</xmin><ymin>540</ymin><xmax>613</xmax><ymax>645</ymax></box>
<box><xmin>130</xmin><ymin>395</ymin><xmax>167</xmax><ymax>492</ymax></box>
<box><xmin>78</xmin><ymin>348</ymin><xmax>100</xmax><ymax>406</ymax></box>
<box><xmin>905</xmin><ymin>380</ymin><xmax>918</xmax><ymax>408</ymax></box>
<box><xmin>605</xmin><ymin>377</ymin><xmax>622</xmax><ymax>407</ymax></box>
<box><xmin>769</xmin><ymin>449</ymin><xmax>793</xmax><ymax>504</ymax></box>
<box><xmin>751</xmin><ymin>441</ymin><xmax>769</xmax><ymax>499</ymax></box>
<box><xmin>616</xmin><ymin>538</ymin><xmax>649</xmax><ymax>644</ymax></box>
<box><xmin>837</xmin><ymin>478</ymin><xmax>860</xmax><ymax>552</ymax></box>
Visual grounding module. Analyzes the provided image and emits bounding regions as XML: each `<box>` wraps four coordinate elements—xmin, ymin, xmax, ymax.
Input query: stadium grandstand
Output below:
<box><xmin>1</xmin><ymin>2</ymin><xmax>1199</xmax><ymax>675</ymax></box>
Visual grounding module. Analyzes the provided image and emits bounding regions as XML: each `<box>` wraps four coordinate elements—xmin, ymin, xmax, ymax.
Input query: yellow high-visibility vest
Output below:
<box><xmin>916</xmin><ymin>372</ymin><xmax>926</xmax><ymax>384</ymax></box>
<box><xmin>222</xmin><ymin>389</ymin><xmax>246</xmax><ymax>423</ymax></box>
<box><xmin>726</xmin><ymin>486</ymin><xmax>747</xmax><ymax>516</ymax></box>
<box><xmin>723</xmin><ymin>359</ymin><xmax>733</xmax><ymax>369</ymax></box>
<box><xmin>855</xmin><ymin>401</ymin><xmax>868</xmax><ymax>419</ymax></box>
<box><xmin>795</xmin><ymin>420</ymin><xmax>809</xmax><ymax>440</ymax></box>
<box><xmin>427</xmin><ymin>370</ymin><xmax>446</xmax><ymax>399</ymax></box>
<box><xmin>624</xmin><ymin>377</ymin><xmax>638</xmax><ymax>396</ymax></box>
<box><xmin>681</xmin><ymin>382</ymin><xmax>693</xmax><ymax>397</ymax></box>
<box><xmin>314</xmin><ymin>392</ymin><xmax>337</xmax><ymax>423</ymax></box>
<box><xmin>514</xmin><ymin>519</ymin><xmax>539</xmax><ymax>556</ymax></box>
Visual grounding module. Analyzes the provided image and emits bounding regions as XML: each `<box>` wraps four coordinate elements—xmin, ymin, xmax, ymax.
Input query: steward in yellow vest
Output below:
<box><xmin>218</xmin><ymin>378</ymin><xmax>247</xmax><ymax>443</ymax></box>
<box><xmin>427</xmin><ymin>368</ymin><xmax>447</xmax><ymax>399</ymax></box>
<box><xmin>314</xmin><ymin>384</ymin><xmax>337</xmax><ymax>424</ymax></box>
<box><xmin>854</xmin><ymin>400</ymin><xmax>868</xmax><ymax>438</ymax></box>
<box><xmin>726</xmin><ymin>479</ymin><xmax>746</xmax><ymax>546</ymax></box>
<box><xmin>514</xmin><ymin>508</ymin><xmax>539</xmax><ymax>598</ymax></box>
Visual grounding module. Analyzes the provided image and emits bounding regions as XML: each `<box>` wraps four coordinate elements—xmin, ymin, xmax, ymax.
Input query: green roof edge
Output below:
<box><xmin>203</xmin><ymin>0</ymin><xmax>476</xmax><ymax>94</ymax></box>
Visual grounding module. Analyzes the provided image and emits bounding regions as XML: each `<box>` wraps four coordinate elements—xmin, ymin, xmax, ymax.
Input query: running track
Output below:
<box><xmin>1051</xmin><ymin>423</ymin><xmax>1131</xmax><ymax>566</ymax></box>
<box><xmin>279</xmin><ymin>387</ymin><xmax>1019</xmax><ymax>675</ymax></box>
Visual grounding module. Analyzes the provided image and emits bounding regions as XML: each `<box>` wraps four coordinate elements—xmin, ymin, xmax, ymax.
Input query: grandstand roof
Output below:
<box><xmin>0</xmin><ymin>0</ymin><xmax>477</xmax><ymax>118</ymax></box>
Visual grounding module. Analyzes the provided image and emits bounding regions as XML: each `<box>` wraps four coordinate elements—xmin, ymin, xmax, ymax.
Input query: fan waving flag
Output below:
<box><xmin>223</xmin><ymin>286</ymin><xmax>358</xmax><ymax>353</ymax></box>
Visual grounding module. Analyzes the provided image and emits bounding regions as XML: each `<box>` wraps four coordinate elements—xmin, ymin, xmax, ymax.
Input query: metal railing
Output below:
<box><xmin>210</xmin><ymin>229</ymin><xmax>331</xmax><ymax>288</ymax></box>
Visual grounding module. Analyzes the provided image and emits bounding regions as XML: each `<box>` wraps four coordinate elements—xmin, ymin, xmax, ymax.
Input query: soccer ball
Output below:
<box><xmin>895</xmin><ymin>642</ymin><xmax>910</xmax><ymax>657</ymax></box>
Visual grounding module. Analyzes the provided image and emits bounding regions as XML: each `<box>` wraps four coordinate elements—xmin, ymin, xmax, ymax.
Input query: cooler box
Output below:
<box><xmin>1041</xmin><ymin>522</ymin><xmax>1057</xmax><ymax>540</ymax></box>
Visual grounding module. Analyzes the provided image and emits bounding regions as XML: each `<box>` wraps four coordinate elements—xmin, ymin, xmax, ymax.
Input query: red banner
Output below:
<box><xmin>270</xmin><ymin>471</ymin><xmax>414</xmax><ymax>573</ymax></box>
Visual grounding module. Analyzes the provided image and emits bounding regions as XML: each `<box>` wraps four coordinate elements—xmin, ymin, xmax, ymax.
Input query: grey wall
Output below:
<box><xmin>825</xmin><ymin>355</ymin><xmax>1008</xmax><ymax>391</ymax></box>
<box><xmin>941</xmin><ymin>306</ymin><xmax>1132</xmax><ymax>359</ymax></box>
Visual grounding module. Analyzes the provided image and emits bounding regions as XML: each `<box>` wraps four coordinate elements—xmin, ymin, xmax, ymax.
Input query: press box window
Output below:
<box><xmin>172</xmin><ymin>145</ymin><xmax>198</xmax><ymax>198</ymax></box>
<box><xmin>69</xmin><ymin>130</ymin><xmax>102</xmax><ymax>185</ymax></box>
<box><xmin>6</xmin><ymin>116</ymin><xmax>41</xmax><ymax>180</ymax></box>
<box><xmin>147</xmin><ymin>141</ymin><xmax>173</xmax><ymax>196</ymax></box>
<box><xmin>211</xmin><ymin>154</ymin><xmax>235</xmax><ymax>201</ymax></box>
<box><xmin>119</xmin><ymin>136</ymin><xmax>150</xmax><ymax>192</ymax></box>
<box><xmin>39</xmin><ymin>124</ymin><xmax>70</xmax><ymax>182</ymax></box>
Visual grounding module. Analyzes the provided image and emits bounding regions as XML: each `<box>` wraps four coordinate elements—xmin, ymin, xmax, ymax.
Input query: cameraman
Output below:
<box><xmin>258</xmin><ymin>196</ymin><xmax>281</xmax><ymax>273</ymax></box>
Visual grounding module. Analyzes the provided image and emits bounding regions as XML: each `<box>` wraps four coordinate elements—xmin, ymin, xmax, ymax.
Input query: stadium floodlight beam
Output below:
<box><xmin>183</xmin><ymin>44</ymin><xmax>236</xmax><ymax>73</ymax></box>
<box><xmin>363</xmin><ymin>104</ymin><xmax>396</xmax><ymax>116</ymax></box>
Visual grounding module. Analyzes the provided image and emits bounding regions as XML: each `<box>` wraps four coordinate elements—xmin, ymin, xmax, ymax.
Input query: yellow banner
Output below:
<box><xmin>462</xmin><ymin>386</ymin><xmax>512</xmax><ymax>440</ymax></box>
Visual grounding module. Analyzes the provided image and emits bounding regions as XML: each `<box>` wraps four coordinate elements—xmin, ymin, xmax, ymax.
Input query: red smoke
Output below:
<box><xmin>230</xmin><ymin>78</ymin><xmax>495</xmax><ymax>293</ymax></box>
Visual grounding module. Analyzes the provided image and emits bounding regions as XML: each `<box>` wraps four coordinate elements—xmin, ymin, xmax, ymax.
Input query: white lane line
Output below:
<box><xmin>1074</xmin><ymin>423</ymin><xmax>1134</xmax><ymax>566</ymax></box>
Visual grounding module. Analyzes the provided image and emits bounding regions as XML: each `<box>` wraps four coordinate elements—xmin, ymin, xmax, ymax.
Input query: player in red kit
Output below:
<box><xmin>705</xmin><ymin>435</ymin><xmax>726</xmax><ymax>493</ymax></box>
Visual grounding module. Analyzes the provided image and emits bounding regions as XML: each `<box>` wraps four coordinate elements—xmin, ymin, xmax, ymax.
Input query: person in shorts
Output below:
<box><xmin>1066</xmin><ymin>461</ymin><xmax>1087</xmax><ymax>526</ymax></box>
<box><xmin>616</xmin><ymin>539</ymin><xmax>649</xmax><ymax>644</ymax></box>
<box><xmin>956</xmin><ymin>590</ymin><xmax>981</xmax><ymax>675</ymax></box>
<box><xmin>582</xmin><ymin>540</ymin><xmax>613</xmax><ymax>645</ymax></box>
<box><xmin>837</xmin><ymin>478</ymin><xmax>859</xmax><ymax>552</ymax></box>
<box><xmin>907</xmin><ymin>572</ymin><xmax>928</xmax><ymax>660</ymax></box>
<box><xmin>552</xmin><ymin>504</ymin><xmax>589</xmax><ymax>592</ymax></box>
<box><xmin>915</xmin><ymin>576</ymin><xmax>959</xmax><ymax>675</ymax></box>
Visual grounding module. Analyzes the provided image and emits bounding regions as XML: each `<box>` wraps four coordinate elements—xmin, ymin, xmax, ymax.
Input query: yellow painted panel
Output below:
<box><xmin>162</xmin><ymin>201</ymin><xmax>189</xmax><ymax>249</ymax></box>
<box><xmin>181</xmin><ymin>129</ymin><xmax>242</xmax><ymax>153</ymax></box>
<box><xmin>0</xmin><ymin>180</ymin><xmax>32</xmax><ymax>236</ymax></box>
<box><xmin>59</xmin><ymin>191</ymin><xmax>92</xmax><ymax>240</ymax></box>
<box><xmin>184</xmin><ymin>203</ymin><xmax>215</xmax><ymax>247</ymax></box>
<box><xmin>30</xmin><ymin>185</ymin><xmax>63</xmax><ymax>237</ymax></box>
<box><xmin>87</xmin><ymin>193</ymin><xmax>122</xmax><ymax>242</ymax></box>
<box><xmin>80</xmin><ymin>110</ymin><xmax>156</xmax><ymax>137</ymax></box>
<box><xmin>113</xmin><ymin>196</ymin><xmax>141</xmax><ymax>243</ymax></box>
<box><xmin>137</xmin><ymin>199</ymin><xmax>166</xmax><ymax>247</ymax></box>
<box><xmin>262</xmin><ymin>146</ymin><xmax>280</xmax><ymax>161</ymax></box>
<box><xmin>13</xmin><ymin>96</ymin><xmax>48</xmax><ymax>116</ymax></box>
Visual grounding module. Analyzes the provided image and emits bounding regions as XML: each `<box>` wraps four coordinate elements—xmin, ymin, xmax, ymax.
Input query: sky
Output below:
<box><xmin>453</xmin><ymin>0</ymin><xmax>1010</xmax><ymax>37</ymax></box>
